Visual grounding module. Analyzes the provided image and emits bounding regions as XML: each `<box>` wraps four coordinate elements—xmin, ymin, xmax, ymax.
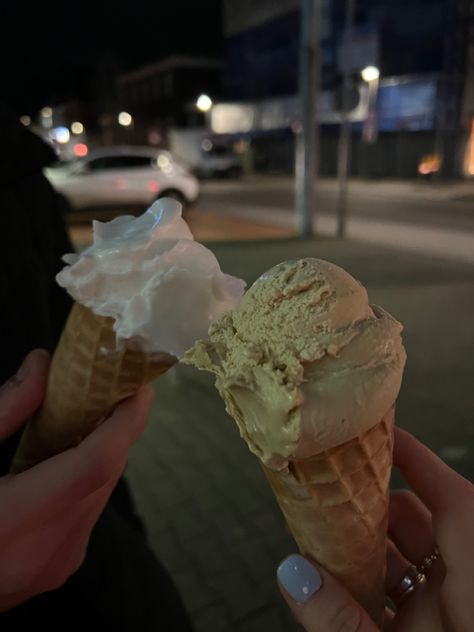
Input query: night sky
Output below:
<box><xmin>1</xmin><ymin>1</ymin><xmax>223</xmax><ymax>116</ymax></box>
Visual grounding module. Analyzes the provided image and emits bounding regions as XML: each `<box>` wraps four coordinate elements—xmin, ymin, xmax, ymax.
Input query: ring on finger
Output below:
<box><xmin>390</xmin><ymin>565</ymin><xmax>426</xmax><ymax>606</ymax></box>
<box><xmin>416</xmin><ymin>547</ymin><xmax>440</xmax><ymax>574</ymax></box>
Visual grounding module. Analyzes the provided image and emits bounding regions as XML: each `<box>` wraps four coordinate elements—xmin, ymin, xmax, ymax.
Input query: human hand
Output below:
<box><xmin>0</xmin><ymin>349</ymin><xmax>154</xmax><ymax>613</ymax></box>
<box><xmin>277</xmin><ymin>427</ymin><xmax>474</xmax><ymax>631</ymax></box>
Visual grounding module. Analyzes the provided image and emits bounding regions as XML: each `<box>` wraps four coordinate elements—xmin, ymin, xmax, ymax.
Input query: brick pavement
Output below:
<box><xmin>126</xmin><ymin>364</ymin><xmax>298</xmax><ymax>631</ymax></box>
<box><xmin>123</xmin><ymin>236</ymin><xmax>474</xmax><ymax>631</ymax></box>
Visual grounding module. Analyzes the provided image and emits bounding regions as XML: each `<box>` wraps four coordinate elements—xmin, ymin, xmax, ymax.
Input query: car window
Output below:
<box><xmin>87</xmin><ymin>156</ymin><xmax>153</xmax><ymax>171</ymax></box>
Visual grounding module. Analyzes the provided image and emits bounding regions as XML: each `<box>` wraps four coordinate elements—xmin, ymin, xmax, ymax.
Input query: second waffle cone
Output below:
<box><xmin>12</xmin><ymin>302</ymin><xmax>176</xmax><ymax>473</ymax></box>
<box><xmin>263</xmin><ymin>408</ymin><xmax>395</xmax><ymax>629</ymax></box>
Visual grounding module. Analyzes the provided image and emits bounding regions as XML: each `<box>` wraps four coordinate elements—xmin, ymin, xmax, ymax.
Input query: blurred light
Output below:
<box><xmin>361</xmin><ymin>66</ymin><xmax>380</xmax><ymax>82</ymax></box>
<box><xmin>201</xmin><ymin>139</ymin><xmax>213</xmax><ymax>152</ymax></box>
<box><xmin>157</xmin><ymin>154</ymin><xmax>170</xmax><ymax>169</ymax></box>
<box><xmin>234</xmin><ymin>139</ymin><xmax>249</xmax><ymax>154</ymax></box>
<box><xmin>147</xmin><ymin>180</ymin><xmax>160</xmax><ymax>193</ymax></box>
<box><xmin>196</xmin><ymin>94</ymin><xmax>212</xmax><ymax>112</ymax></box>
<box><xmin>464</xmin><ymin>118</ymin><xmax>474</xmax><ymax>176</ymax></box>
<box><xmin>211</xmin><ymin>104</ymin><xmax>254</xmax><ymax>134</ymax></box>
<box><xmin>118</xmin><ymin>112</ymin><xmax>133</xmax><ymax>126</ymax></box>
<box><xmin>41</xmin><ymin>106</ymin><xmax>53</xmax><ymax>118</ymax></box>
<box><xmin>20</xmin><ymin>115</ymin><xmax>31</xmax><ymax>126</ymax></box>
<box><xmin>418</xmin><ymin>153</ymin><xmax>441</xmax><ymax>175</ymax></box>
<box><xmin>53</xmin><ymin>126</ymin><xmax>70</xmax><ymax>144</ymax></box>
<box><xmin>74</xmin><ymin>143</ymin><xmax>88</xmax><ymax>157</ymax></box>
<box><xmin>71</xmin><ymin>121</ymin><xmax>84</xmax><ymax>134</ymax></box>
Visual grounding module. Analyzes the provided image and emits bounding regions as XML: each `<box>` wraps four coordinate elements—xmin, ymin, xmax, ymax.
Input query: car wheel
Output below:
<box><xmin>156</xmin><ymin>189</ymin><xmax>187</xmax><ymax>207</ymax></box>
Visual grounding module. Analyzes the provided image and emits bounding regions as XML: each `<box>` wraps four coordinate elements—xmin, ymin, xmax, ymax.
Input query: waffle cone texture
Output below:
<box><xmin>264</xmin><ymin>408</ymin><xmax>395</xmax><ymax>629</ymax></box>
<box><xmin>12</xmin><ymin>302</ymin><xmax>176</xmax><ymax>473</ymax></box>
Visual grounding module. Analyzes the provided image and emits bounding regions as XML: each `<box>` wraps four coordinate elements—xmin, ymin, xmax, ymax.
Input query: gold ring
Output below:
<box><xmin>417</xmin><ymin>547</ymin><xmax>440</xmax><ymax>574</ymax></box>
<box><xmin>391</xmin><ymin>565</ymin><xmax>426</xmax><ymax>605</ymax></box>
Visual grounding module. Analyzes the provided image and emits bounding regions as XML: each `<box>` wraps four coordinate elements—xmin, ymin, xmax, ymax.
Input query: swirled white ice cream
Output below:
<box><xmin>184</xmin><ymin>258</ymin><xmax>406</xmax><ymax>470</ymax></box>
<box><xmin>57</xmin><ymin>198</ymin><xmax>246</xmax><ymax>358</ymax></box>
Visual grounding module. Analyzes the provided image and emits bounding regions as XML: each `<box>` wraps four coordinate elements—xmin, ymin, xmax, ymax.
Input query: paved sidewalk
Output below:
<box><xmin>213</xmin><ymin>175</ymin><xmax>474</xmax><ymax>203</ymax></box>
<box><xmin>125</xmin><ymin>237</ymin><xmax>474</xmax><ymax>631</ymax></box>
<box><xmin>67</xmin><ymin>210</ymin><xmax>292</xmax><ymax>250</ymax></box>
<box><xmin>199</xmin><ymin>203</ymin><xmax>474</xmax><ymax>264</ymax></box>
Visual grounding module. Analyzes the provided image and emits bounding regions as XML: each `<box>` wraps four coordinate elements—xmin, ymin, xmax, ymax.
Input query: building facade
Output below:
<box><xmin>219</xmin><ymin>0</ymin><xmax>471</xmax><ymax>178</ymax></box>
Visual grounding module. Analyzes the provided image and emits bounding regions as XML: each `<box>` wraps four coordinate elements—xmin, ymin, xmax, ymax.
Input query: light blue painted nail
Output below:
<box><xmin>277</xmin><ymin>554</ymin><xmax>322</xmax><ymax>603</ymax></box>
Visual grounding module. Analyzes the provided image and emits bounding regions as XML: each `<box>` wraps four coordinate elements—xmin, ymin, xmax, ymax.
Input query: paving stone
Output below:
<box><xmin>194</xmin><ymin>604</ymin><xmax>234</xmax><ymax>632</ymax></box>
<box><xmin>237</xmin><ymin>606</ymin><xmax>300</xmax><ymax>632</ymax></box>
<box><xmin>173</xmin><ymin>567</ymin><xmax>219</xmax><ymax>614</ymax></box>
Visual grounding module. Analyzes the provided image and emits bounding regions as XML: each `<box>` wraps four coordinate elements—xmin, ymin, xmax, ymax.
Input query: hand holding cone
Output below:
<box><xmin>12</xmin><ymin>302</ymin><xmax>176</xmax><ymax>473</ymax></box>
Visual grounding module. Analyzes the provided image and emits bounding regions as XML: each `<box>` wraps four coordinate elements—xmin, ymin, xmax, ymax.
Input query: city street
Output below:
<box><xmin>196</xmin><ymin>176</ymin><xmax>474</xmax><ymax>262</ymax></box>
<box><xmin>68</xmin><ymin>176</ymin><xmax>474</xmax><ymax>262</ymax></box>
<box><xmin>199</xmin><ymin>176</ymin><xmax>474</xmax><ymax>232</ymax></box>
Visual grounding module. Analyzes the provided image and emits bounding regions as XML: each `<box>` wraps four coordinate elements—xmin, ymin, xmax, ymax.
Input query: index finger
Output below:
<box><xmin>393</xmin><ymin>427</ymin><xmax>472</xmax><ymax>515</ymax></box>
<box><xmin>0</xmin><ymin>386</ymin><xmax>154</xmax><ymax>530</ymax></box>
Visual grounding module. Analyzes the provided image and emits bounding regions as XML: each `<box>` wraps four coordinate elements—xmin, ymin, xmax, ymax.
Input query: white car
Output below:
<box><xmin>45</xmin><ymin>146</ymin><xmax>200</xmax><ymax>210</ymax></box>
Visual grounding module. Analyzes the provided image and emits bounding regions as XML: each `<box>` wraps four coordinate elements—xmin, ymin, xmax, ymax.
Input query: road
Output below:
<box><xmin>198</xmin><ymin>176</ymin><xmax>474</xmax><ymax>232</ymax></box>
<box><xmin>67</xmin><ymin>176</ymin><xmax>474</xmax><ymax>261</ymax></box>
<box><xmin>189</xmin><ymin>176</ymin><xmax>474</xmax><ymax>263</ymax></box>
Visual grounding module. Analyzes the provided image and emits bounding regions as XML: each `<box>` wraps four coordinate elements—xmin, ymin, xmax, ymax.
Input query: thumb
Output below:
<box><xmin>0</xmin><ymin>349</ymin><xmax>50</xmax><ymax>442</ymax></box>
<box><xmin>277</xmin><ymin>554</ymin><xmax>380</xmax><ymax>632</ymax></box>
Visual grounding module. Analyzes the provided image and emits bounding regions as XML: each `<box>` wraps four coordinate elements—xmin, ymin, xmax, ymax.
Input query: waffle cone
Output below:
<box><xmin>12</xmin><ymin>302</ymin><xmax>176</xmax><ymax>473</ymax></box>
<box><xmin>263</xmin><ymin>408</ymin><xmax>395</xmax><ymax>629</ymax></box>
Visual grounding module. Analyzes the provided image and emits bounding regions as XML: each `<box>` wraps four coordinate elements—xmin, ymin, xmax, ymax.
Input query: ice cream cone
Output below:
<box><xmin>184</xmin><ymin>258</ymin><xmax>406</xmax><ymax>629</ymax></box>
<box><xmin>11</xmin><ymin>302</ymin><xmax>176</xmax><ymax>473</ymax></box>
<box><xmin>263</xmin><ymin>408</ymin><xmax>394</xmax><ymax>629</ymax></box>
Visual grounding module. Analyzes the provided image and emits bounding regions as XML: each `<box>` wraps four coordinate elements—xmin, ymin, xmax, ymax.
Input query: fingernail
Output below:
<box><xmin>277</xmin><ymin>554</ymin><xmax>322</xmax><ymax>603</ymax></box>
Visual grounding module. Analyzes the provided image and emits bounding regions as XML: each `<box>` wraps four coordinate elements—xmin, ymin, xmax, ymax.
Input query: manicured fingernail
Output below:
<box><xmin>277</xmin><ymin>554</ymin><xmax>322</xmax><ymax>603</ymax></box>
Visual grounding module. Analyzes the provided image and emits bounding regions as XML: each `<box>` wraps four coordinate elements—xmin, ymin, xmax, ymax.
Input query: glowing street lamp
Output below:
<box><xmin>118</xmin><ymin>111</ymin><xmax>133</xmax><ymax>127</ymax></box>
<box><xmin>360</xmin><ymin>67</ymin><xmax>380</xmax><ymax>144</ymax></box>
<box><xmin>361</xmin><ymin>66</ymin><xmax>380</xmax><ymax>82</ymax></box>
<box><xmin>71</xmin><ymin>121</ymin><xmax>84</xmax><ymax>134</ymax></box>
<box><xmin>196</xmin><ymin>94</ymin><xmax>212</xmax><ymax>112</ymax></box>
<box><xmin>40</xmin><ymin>106</ymin><xmax>53</xmax><ymax>129</ymax></box>
<box><xmin>41</xmin><ymin>106</ymin><xmax>53</xmax><ymax>118</ymax></box>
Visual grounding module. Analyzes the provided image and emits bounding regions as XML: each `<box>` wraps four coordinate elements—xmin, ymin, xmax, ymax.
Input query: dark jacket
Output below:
<box><xmin>0</xmin><ymin>107</ymin><xmax>193</xmax><ymax>631</ymax></box>
<box><xmin>0</xmin><ymin>106</ymin><xmax>73</xmax><ymax>471</ymax></box>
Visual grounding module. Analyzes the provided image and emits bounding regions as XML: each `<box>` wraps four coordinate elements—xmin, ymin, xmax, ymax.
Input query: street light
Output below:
<box><xmin>118</xmin><ymin>111</ymin><xmax>133</xmax><ymax>127</ymax></box>
<box><xmin>196</xmin><ymin>94</ymin><xmax>212</xmax><ymax>112</ymax></box>
<box><xmin>40</xmin><ymin>106</ymin><xmax>53</xmax><ymax>118</ymax></box>
<box><xmin>361</xmin><ymin>65</ymin><xmax>380</xmax><ymax>82</ymax></box>
<box><xmin>360</xmin><ymin>66</ymin><xmax>380</xmax><ymax>144</ymax></box>
<box><xmin>71</xmin><ymin>121</ymin><xmax>84</xmax><ymax>134</ymax></box>
<box><xmin>40</xmin><ymin>106</ymin><xmax>53</xmax><ymax>129</ymax></box>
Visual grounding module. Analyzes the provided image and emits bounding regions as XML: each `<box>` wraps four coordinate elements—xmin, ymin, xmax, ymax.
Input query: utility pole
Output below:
<box><xmin>295</xmin><ymin>0</ymin><xmax>321</xmax><ymax>239</ymax></box>
<box><xmin>336</xmin><ymin>0</ymin><xmax>356</xmax><ymax>238</ymax></box>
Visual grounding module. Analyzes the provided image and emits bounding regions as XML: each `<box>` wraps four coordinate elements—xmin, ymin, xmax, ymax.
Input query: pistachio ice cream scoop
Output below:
<box><xmin>185</xmin><ymin>258</ymin><xmax>406</xmax><ymax>470</ymax></box>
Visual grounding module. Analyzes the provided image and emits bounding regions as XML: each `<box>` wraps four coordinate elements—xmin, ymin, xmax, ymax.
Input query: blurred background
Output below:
<box><xmin>2</xmin><ymin>1</ymin><xmax>473</xmax><ymax>631</ymax></box>
<box><xmin>3</xmin><ymin>0</ymin><xmax>474</xmax><ymax>246</ymax></box>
